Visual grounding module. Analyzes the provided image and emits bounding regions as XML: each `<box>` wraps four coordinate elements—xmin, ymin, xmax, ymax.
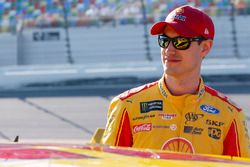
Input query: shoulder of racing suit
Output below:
<box><xmin>117</xmin><ymin>81</ymin><xmax>158</xmax><ymax>101</ymax></box>
<box><xmin>204</xmin><ymin>85</ymin><xmax>242</xmax><ymax>112</ymax></box>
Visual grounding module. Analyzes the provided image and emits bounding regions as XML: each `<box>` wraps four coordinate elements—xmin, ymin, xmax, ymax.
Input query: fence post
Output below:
<box><xmin>140</xmin><ymin>0</ymin><xmax>152</xmax><ymax>61</ymax></box>
<box><xmin>61</xmin><ymin>0</ymin><xmax>74</xmax><ymax>64</ymax></box>
<box><xmin>230</xmin><ymin>1</ymin><xmax>240</xmax><ymax>58</ymax></box>
<box><xmin>16</xmin><ymin>19</ymin><xmax>24</xmax><ymax>65</ymax></box>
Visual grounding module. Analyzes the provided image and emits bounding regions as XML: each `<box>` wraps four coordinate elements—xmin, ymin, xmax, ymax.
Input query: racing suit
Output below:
<box><xmin>101</xmin><ymin>76</ymin><xmax>250</xmax><ymax>157</ymax></box>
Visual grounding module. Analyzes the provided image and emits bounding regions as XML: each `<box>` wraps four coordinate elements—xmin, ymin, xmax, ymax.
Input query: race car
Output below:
<box><xmin>0</xmin><ymin>129</ymin><xmax>249</xmax><ymax>167</ymax></box>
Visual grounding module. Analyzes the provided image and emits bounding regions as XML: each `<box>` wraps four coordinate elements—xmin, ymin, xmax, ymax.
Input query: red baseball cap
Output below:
<box><xmin>150</xmin><ymin>5</ymin><xmax>215</xmax><ymax>39</ymax></box>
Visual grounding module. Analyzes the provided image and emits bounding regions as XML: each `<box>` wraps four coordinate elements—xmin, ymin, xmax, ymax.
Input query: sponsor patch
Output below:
<box><xmin>140</xmin><ymin>100</ymin><xmax>163</xmax><ymax>113</ymax></box>
<box><xmin>126</xmin><ymin>99</ymin><xmax>133</xmax><ymax>103</ymax></box>
<box><xmin>133</xmin><ymin>123</ymin><xmax>152</xmax><ymax>133</ymax></box>
<box><xmin>158</xmin><ymin>113</ymin><xmax>177</xmax><ymax>120</ymax></box>
<box><xmin>159</xmin><ymin>82</ymin><xmax>168</xmax><ymax>98</ymax></box>
<box><xmin>198</xmin><ymin>88</ymin><xmax>205</xmax><ymax>99</ymax></box>
<box><xmin>108</xmin><ymin>114</ymin><xmax>115</xmax><ymax>124</ymax></box>
<box><xmin>243</xmin><ymin>121</ymin><xmax>250</xmax><ymax>139</ymax></box>
<box><xmin>227</xmin><ymin>106</ymin><xmax>234</xmax><ymax>112</ymax></box>
<box><xmin>206</xmin><ymin>119</ymin><xmax>224</xmax><ymax>127</ymax></box>
<box><xmin>200</xmin><ymin>104</ymin><xmax>220</xmax><ymax>114</ymax></box>
<box><xmin>185</xmin><ymin>112</ymin><xmax>204</xmax><ymax>124</ymax></box>
<box><xmin>132</xmin><ymin>114</ymin><xmax>155</xmax><ymax>121</ymax></box>
<box><xmin>184</xmin><ymin>126</ymin><xmax>203</xmax><ymax>135</ymax></box>
<box><xmin>173</xmin><ymin>14</ymin><xmax>187</xmax><ymax>21</ymax></box>
<box><xmin>208</xmin><ymin>127</ymin><xmax>221</xmax><ymax>140</ymax></box>
<box><xmin>153</xmin><ymin>124</ymin><xmax>177</xmax><ymax>131</ymax></box>
<box><xmin>170</xmin><ymin>124</ymin><xmax>177</xmax><ymax>131</ymax></box>
<box><xmin>162</xmin><ymin>137</ymin><xmax>195</xmax><ymax>153</ymax></box>
<box><xmin>204</xmin><ymin>28</ymin><xmax>209</xmax><ymax>35</ymax></box>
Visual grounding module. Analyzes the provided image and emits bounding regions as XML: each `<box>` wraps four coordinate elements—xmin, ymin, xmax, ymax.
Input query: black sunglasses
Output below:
<box><xmin>158</xmin><ymin>35</ymin><xmax>206</xmax><ymax>50</ymax></box>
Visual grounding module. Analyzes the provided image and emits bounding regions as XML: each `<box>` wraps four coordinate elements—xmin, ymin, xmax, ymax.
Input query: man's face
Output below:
<box><xmin>161</xmin><ymin>26</ymin><xmax>210</xmax><ymax>78</ymax></box>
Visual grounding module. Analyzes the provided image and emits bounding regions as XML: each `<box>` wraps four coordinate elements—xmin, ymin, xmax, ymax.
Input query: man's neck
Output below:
<box><xmin>164</xmin><ymin>74</ymin><xmax>200</xmax><ymax>96</ymax></box>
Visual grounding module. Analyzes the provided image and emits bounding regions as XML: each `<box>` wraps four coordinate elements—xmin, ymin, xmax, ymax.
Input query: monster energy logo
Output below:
<box><xmin>140</xmin><ymin>100</ymin><xmax>163</xmax><ymax>113</ymax></box>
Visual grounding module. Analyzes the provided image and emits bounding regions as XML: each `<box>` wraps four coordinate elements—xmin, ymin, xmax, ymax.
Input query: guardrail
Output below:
<box><xmin>0</xmin><ymin>16</ymin><xmax>250</xmax><ymax>66</ymax></box>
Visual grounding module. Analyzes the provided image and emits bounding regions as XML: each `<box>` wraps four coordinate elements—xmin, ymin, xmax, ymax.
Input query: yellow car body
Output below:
<box><xmin>0</xmin><ymin>143</ymin><xmax>250</xmax><ymax>167</ymax></box>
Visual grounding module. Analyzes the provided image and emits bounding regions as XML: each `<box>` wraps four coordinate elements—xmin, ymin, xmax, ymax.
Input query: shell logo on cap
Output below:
<box><xmin>175</xmin><ymin>7</ymin><xmax>184</xmax><ymax>14</ymax></box>
<box><xmin>171</xmin><ymin>7</ymin><xmax>186</xmax><ymax>22</ymax></box>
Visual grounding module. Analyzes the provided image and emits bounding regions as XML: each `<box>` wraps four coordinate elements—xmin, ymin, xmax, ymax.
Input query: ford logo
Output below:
<box><xmin>200</xmin><ymin>105</ymin><xmax>220</xmax><ymax>114</ymax></box>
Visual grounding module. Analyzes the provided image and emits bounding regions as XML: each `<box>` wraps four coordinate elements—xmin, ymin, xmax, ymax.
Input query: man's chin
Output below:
<box><xmin>164</xmin><ymin>70</ymin><xmax>181</xmax><ymax>78</ymax></box>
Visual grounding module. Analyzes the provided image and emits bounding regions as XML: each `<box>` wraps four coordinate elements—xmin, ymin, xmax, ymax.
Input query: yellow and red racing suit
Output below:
<box><xmin>101</xmin><ymin>76</ymin><xmax>250</xmax><ymax>157</ymax></box>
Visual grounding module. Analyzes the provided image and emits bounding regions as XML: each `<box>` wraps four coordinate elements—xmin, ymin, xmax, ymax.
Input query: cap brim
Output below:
<box><xmin>150</xmin><ymin>22</ymin><xmax>168</xmax><ymax>35</ymax></box>
<box><xmin>150</xmin><ymin>21</ymin><xmax>197</xmax><ymax>37</ymax></box>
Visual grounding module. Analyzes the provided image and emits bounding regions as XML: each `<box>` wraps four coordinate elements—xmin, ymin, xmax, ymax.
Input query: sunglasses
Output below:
<box><xmin>158</xmin><ymin>35</ymin><xmax>205</xmax><ymax>50</ymax></box>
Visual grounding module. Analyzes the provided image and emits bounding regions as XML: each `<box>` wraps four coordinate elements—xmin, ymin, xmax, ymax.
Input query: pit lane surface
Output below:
<box><xmin>0</xmin><ymin>82</ymin><xmax>249</xmax><ymax>143</ymax></box>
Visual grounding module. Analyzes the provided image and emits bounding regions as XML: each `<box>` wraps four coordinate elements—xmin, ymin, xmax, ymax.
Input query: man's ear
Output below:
<box><xmin>201</xmin><ymin>40</ymin><xmax>213</xmax><ymax>59</ymax></box>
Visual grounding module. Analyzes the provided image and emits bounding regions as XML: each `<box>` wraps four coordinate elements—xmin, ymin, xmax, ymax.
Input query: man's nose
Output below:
<box><xmin>164</xmin><ymin>41</ymin><xmax>176</xmax><ymax>54</ymax></box>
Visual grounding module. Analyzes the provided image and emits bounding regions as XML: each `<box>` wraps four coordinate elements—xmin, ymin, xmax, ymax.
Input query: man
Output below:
<box><xmin>101</xmin><ymin>5</ymin><xmax>250</xmax><ymax>157</ymax></box>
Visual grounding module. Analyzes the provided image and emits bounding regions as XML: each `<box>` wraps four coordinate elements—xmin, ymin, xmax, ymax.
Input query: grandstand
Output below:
<box><xmin>1</xmin><ymin>0</ymin><xmax>250</xmax><ymax>32</ymax></box>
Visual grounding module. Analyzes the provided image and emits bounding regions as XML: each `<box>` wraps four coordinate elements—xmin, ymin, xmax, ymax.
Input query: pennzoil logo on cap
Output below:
<box><xmin>171</xmin><ymin>7</ymin><xmax>186</xmax><ymax>22</ymax></box>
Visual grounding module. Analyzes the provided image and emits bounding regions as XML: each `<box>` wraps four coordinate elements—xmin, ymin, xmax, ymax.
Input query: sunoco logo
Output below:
<box><xmin>133</xmin><ymin>123</ymin><xmax>152</xmax><ymax>133</ymax></box>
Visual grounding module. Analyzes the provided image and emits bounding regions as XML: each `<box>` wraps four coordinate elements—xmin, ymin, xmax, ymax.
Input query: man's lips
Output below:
<box><xmin>165</xmin><ymin>59</ymin><xmax>181</xmax><ymax>63</ymax></box>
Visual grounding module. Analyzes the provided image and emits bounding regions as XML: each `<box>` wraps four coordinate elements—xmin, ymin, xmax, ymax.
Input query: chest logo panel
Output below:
<box><xmin>140</xmin><ymin>100</ymin><xmax>163</xmax><ymax>113</ymax></box>
<box><xmin>158</xmin><ymin>113</ymin><xmax>177</xmax><ymax>120</ymax></box>
<box><xmin>185</xmin><ymin>112</ymin><xmax>204</xmax><ymax>124</ymax></box>
<box><xmin>200</xmin><ymin>104</ymin><xmax>220</xmax><ymax>114</ymax></box>
<box><xmin>208</xmin><ymin>127</ymin><xmax>221</xmax><ymax>140</ymax></box>
<box><xmin>133</xmin><ymin>123</ymin><xmax>152</xmax><ymax>133</ymax></box>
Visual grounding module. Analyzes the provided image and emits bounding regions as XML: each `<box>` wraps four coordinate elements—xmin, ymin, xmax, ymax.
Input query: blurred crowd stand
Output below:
<box><xmin>1</xmin><ymin>0</ymin><xmax>250</xmax><ymax>32</ymax></box>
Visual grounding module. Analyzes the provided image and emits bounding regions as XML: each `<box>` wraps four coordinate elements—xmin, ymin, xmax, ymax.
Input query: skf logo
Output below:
<box><xmin>133</xmin><ymin>123</ymin><xmax>152</xmax><ymax>133</ymax></box>
<box><xmin>208</xmin><ymin>127</ymin><xmax>221</xmax><ymax>140</ymax></box>
<box><xmin>140</xmin><ymin>100</ymin><xmax>163</xmax><ymax>113</ymax></box>
<box><xmin>206</xmin><ymin>119</ymin><xmax>224</xmax><ymax>127</ymax></box>
<box><xmin>185</xmin><ymin>112</ymin><xmax>204</xmax><ymax>124</ymax></box>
